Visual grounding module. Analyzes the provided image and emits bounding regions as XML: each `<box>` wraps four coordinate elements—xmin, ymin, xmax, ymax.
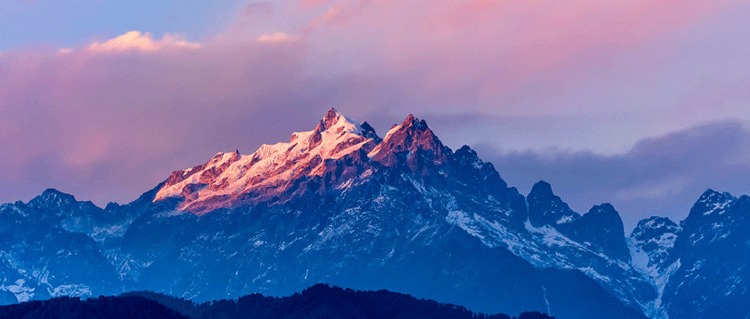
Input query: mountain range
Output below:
<box><xmin>1</xmin><ymin>108</ymin><xmax>747</xmax><ymax>319</ymax></box>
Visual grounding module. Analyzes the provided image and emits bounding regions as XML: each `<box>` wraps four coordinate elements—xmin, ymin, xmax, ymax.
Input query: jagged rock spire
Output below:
<box><xmin>527</xmin><ymin>181</ymin><xmax>579</xmax><ymax>228</ymax></box>
<box><xmin>369</xmin><ymin>114</ymin><xmax>450</xmax><ymax>169</ymax></box>
<box><xmin>317</xmin><ymin>107</ymin><xmax>340</xmax><ymax>132</ymax></box>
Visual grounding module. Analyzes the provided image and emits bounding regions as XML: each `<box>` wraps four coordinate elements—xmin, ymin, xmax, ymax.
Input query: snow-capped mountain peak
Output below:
<box><xmin>313</xmin><ymin>107</ymin><xmax>361</xmax><ymax>134</ymax></box>
<box><xmin>369</xmin><ymin>114</ymin><xmax>450</xmax><ymax>169</ymax></box>
<box><xmin>153</xmin><ymin>108</ymin><xmax>380</xmax><ymax>213</ymax></box>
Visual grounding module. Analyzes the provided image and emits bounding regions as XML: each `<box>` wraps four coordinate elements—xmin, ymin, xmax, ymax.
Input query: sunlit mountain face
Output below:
<box><xmin>1</xmin><ymin>109</ymin><xmax>748</xmax><ymax>319</ymax></box>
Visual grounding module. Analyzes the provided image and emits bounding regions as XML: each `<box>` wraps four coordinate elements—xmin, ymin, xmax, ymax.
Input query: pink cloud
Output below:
<box><xmin>256</xmin><ymin>32</ymin><xmax>297</xmax><ymax>43</ymax></box>
<box><xmin>86</xmin><ymin>31</ymin><xmax>200</xmax><ymax>53</ymax></box>
<box><xmin>0</xmin><ymin>33</ymin><xmax>316</xmax><ymax>204</ymax></box>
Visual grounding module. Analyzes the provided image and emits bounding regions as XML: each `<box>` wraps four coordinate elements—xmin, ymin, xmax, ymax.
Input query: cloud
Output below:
<box><xmin>283</xmin><ymin>0</ymin><xmax>749</xmax><ymax>150</ymax></box>
<box><xmin>87</xmin><ymin>31</ymin><xmax>200</xmax><ymax>53</ymax></box>
<box><xmin>0</xmin><ymin>33</ymin><xmax>315</xmax><ymax>205</ymax></box>
<box><xmin>476</xmin><ymin>120</ymin><xmax>750</xmax><ymax>229</ymax></box>
<box><xmin>304</xmin><ymin>5</ymin><xmax>346</xmax><ymax>32</ymax></box>
<box><xmin>256</xmin><ymin>32</ymin><xmax>297</xmax><ymax>43</ymax></box>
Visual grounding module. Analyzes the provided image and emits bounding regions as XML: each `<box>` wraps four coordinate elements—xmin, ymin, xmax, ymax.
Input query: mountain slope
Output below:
<box><xmin>0</xmin><ymin>195</ymin><xmax>122</xmax><ymax>303</ymax></box>
<box><xmin>660</xmin><ymin>190</ymin><xmax>750</xmax><ymax>318</ymax></box>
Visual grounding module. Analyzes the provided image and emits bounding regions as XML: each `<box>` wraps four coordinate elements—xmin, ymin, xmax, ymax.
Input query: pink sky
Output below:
<box><xmin>1</xmin><ymin>0</ymin><xmax>748</xmax><ymax>226</ymax></box>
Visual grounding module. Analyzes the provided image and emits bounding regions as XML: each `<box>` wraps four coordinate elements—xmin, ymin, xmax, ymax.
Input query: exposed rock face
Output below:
<box><xmin>565</xmin><ymin>204</ymin><xmax>631</xmax><ymax>261</ymax></box>
<box><xmin>369</xmin><ymin>114</ymin><xmax>450</xmax><ymax>171</ymax></box>
<box><xmin>630</xmin><ymin>216</ymin><xmax>681</xmax><ymax>274</ymax></box>
<box><xmin>527</xmin><ymin>181</ymin><xmax>579</xmax><ymax>228</ymax></box>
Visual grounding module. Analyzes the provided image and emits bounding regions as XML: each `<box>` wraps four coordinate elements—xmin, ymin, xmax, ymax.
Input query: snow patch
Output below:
<box><xmin>5</xmin><ymin>279</ymin><xmax>34</xmax><ymax>302</ymax></box>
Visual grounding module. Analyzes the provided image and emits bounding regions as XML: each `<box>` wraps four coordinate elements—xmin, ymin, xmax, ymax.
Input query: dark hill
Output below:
<box><xmin>0</xmin><ymin>295</ymin><xmax>187</xmax><ymax>319</ymax></box>
<box><xmin>1</xmin><ymin>284</ymin><xmax>556</xmax><ymax>319</ymax></box>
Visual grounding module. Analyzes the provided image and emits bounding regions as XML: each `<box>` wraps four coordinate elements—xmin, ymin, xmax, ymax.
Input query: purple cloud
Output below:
<box><xmin>477</xmin><ymin>120</ymin><xmax>750</xmax><ymax>228</ymax></box>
